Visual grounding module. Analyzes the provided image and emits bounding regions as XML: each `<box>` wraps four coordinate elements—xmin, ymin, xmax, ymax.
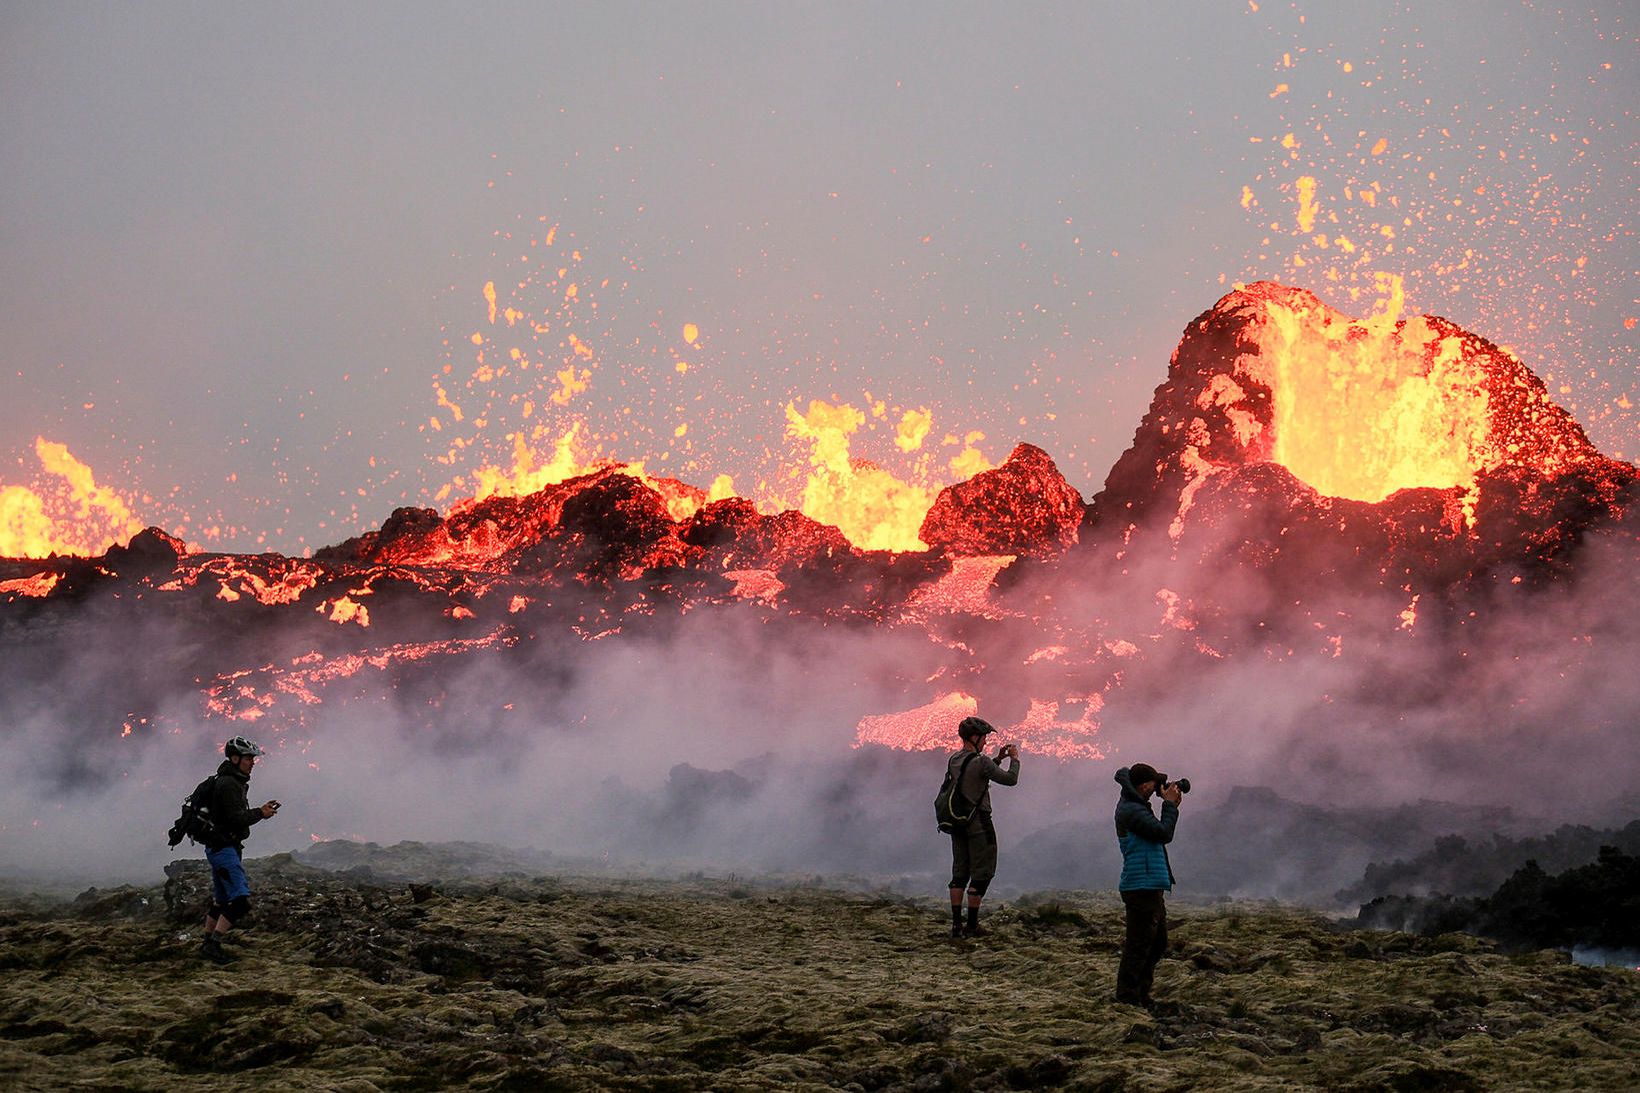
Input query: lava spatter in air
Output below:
<box><xmin>1231</xmin><ymin>5</ymin><xmax>1637</xmax><ymax>450</ymax></box>
<box><xmin>429</xmin><ymin>229</ymin><xmax>995</xmax><ymax>553</ymax></box>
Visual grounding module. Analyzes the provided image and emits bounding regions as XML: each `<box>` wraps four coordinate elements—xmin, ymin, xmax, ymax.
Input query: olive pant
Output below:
<box><xmin>1116</xmin><ymin>888</ymin><xmax>1168</xmax><ymax>1004</ymax></box>
<box><xmin>948</xmin><ymin>812</ymin><xmax>998</xmax><ymax>895</ymax></box>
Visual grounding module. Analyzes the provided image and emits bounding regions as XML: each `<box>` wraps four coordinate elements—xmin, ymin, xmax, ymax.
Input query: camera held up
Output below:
<box><xmin>1155</xmin><ymin>774</ymin><xmax>1191</xmax><ymax>795</ymax></box>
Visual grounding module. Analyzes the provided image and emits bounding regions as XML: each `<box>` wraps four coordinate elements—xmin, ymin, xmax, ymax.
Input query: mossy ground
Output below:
<box><xmin>1</xmin><ymin>853</ymin><xmax>1636</xmax><ymax>1091</ymax></box>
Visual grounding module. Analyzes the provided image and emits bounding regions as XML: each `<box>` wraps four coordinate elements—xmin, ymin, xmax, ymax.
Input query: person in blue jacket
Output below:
<box><xmin>1113</xmin><ymin>762</ymin><xmax>1182</xmax><ymax>1006</ymax></box>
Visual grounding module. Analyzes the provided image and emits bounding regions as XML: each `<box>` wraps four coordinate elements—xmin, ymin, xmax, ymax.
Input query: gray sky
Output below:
<box><xmin>2</xmin><ymin>2</ymin><xmax>1634</xmax><ymax>553</ymax></box>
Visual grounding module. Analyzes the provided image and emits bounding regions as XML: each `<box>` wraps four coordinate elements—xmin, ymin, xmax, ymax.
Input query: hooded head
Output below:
<box><xmin>1127</xmin><ymin>763</ymin><xmax>1160</xmax><ymax>791</ymax></box>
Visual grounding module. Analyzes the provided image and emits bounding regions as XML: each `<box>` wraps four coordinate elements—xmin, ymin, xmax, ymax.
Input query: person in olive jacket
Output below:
<box><xmin>199</xmin><ymin>736</ymin><xmax>280</xmax><ymax>964</ymax></box>
<box><xmin>945</xmin><ymin>716</ymin><xmax>1021</xmax><ymax>937</ymax></box>
<box><xmin>1112</xmin><ymin>763</ymin><xmax>1182</xmax><ymax>1006</ymax></box>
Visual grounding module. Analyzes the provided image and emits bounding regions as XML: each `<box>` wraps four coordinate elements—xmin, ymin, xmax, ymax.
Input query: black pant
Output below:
<box><xmin>1116</xmin><ymin>888</ymin><xmax>1167</xmax><ymax>1004</ymax></box>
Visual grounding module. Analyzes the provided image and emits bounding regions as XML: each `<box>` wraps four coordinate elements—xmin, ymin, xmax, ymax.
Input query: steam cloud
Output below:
<box><xmin>3</xmin><ymin>507</ymin><xmax>1635</xmax><ymax>905</ymax></box>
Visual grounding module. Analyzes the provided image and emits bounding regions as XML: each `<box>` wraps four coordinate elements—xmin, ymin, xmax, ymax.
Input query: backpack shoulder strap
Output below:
<box><xmin>949</xmin><ymin>751</ymin><xmax>981</xmax><ymax>817</ymax></box>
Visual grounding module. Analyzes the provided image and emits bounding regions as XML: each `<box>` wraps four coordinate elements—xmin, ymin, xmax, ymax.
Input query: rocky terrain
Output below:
<box><xmin>2</xmin><ymin>844</ymin><xmax>1637</xmax><ymax>1091</ymax></box>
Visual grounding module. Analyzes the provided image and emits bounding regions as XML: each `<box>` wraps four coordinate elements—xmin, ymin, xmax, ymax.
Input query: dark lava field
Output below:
<box><xmin>2</xmin><ymin>843</ymin><xmax>1636</xmax><ymax>1091</ymax></box>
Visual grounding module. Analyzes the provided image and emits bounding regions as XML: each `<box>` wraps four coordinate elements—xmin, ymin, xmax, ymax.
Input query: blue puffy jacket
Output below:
<box><xmin>1113</xmin><ymin>766</ymin><xmax>1177</xmax><ymax>891</ymax></box>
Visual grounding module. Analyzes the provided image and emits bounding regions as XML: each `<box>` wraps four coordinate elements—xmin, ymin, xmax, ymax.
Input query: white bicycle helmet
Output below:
<box><xmin>224</xmin><ymin>736</ymin><xmax>265</xmax><ymax>758</ymax></box>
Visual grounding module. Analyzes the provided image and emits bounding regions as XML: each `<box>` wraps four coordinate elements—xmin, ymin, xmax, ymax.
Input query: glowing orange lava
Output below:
<box><xmin>0</xmin><ymin>571</ymin><xmax>60</xmax><ymax>599</ymax></box>
<box><xmin>855</xmin><ymin>692</ymin><xmax>980</xmax><ymax>752</ymax></box>
<box><xmin>1252</xmin><ymin>281</ymin><xmax>1489</xmax><ymax>501</ymax></box>
<box><xmin>203</xmin><ymin>630</ymin><xmax>518</xmax><ymax>726</ymax></box>
<box><xmin>1224</xmin><ymin>281</ymin><xmax>1599</xmax><ymax>508</ymax></box>
<box><xmin>853</xmin><ymin>691</ymin><xmax>1105</xmax><ymax>759</ymax></box>
<box><xmin>899</xmin><ymin>556</ymin><xmax>1016</xmax><ymax>624</ymax></box>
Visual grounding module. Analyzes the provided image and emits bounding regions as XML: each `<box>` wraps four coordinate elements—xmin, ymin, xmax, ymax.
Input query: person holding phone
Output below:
<box><xmin>945</xmin><ymin>716</ymin><xmax>1022</xmax><ymax>938</ymax></box>
<box><xmin>198</xmin><ymin>735</ymin><xmax>281</xmax><ymax>964</ymax></box>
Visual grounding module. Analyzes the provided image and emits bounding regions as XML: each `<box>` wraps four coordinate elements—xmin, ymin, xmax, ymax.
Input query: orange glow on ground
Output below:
<box><xmin>202</xmin><ymin>558</ymin><xmax>324</xmax><ymax>605</ymax></box>
<box><xmin>0</xmin><ymin>571</ymin><xmax>60</xmax><ymax>598</ymax></box>
<box><xmin>853</xmin><ymin>691</ymin><xmax>1105</xmax><ymax>758</ymax></box>
<box><xmin>203</xmin><ymin>630</ymin><xmax>518</xmax><ymax>726</ymax></box>
<box><xmin>854</xmin><ymin>692</ymin><xmax>978</xmax><ymax>752</ymax></box>
<box><xmin>900</xmin><ymin>556</ymin><xmax>1016</xmax><ymax>622</ymax></box>
<box><xmin>321</xmin><ymin>595</ymin><xmax>371</xmax><ymax>627</ymax></box>
<box><xmin>723</xmin><ymin>569</ymin><xmax>785</xmax><ymax>603</ymax></box>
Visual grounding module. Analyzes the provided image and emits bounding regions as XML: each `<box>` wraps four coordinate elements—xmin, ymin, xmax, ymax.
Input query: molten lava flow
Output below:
<box><xmin>723</xmin><ymin>569</ymin><xmax>785</xmax><ymax>603</ymax></box>
<box><xmin>0</xmin><ymin>438</ymin><xmax>143</xmax><ymax>558</ymax></box>
<box><xmin>854</xmin><ymin>692</ymin><xmax>979</xmax><ymax>751</ymax></box>
<box><xmin>900</xmin><ymin>556</ymin><xmax>1016</xmax><ymax>623</ymax></box>
<box><xmin>320</xmin><ymin>594</ymin><xmax>371</xmax><ymax>627</ymax></box>
<box><xmin>198</xmin><ymin>557</ymin><xmax>324</xmax><ymax>605</ymax></box>
<box><xmin>0</xmin><ymin>571</ymin><xmax>60</xmax><ymax>599</ymax></box>
<box><xmin>203</xmin><ymin>630</ymin><xmax>518</xmax><ymax>726</ymax></box>
<box><xmin>1007</xmin><ymin>697</ymin><xmax>1106</xmax><ymax>760</ymax></box>
<box><xmin>853</xmin><ymin>691</ymin><xmax>1106</xmax><ymax>759</ymax></box>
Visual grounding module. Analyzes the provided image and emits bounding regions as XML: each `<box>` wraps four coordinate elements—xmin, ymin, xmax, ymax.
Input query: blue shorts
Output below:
<box><xmin>206</xmin><ymin>846</ymin><xmax>250</xmax><ymax>904</ymax></box>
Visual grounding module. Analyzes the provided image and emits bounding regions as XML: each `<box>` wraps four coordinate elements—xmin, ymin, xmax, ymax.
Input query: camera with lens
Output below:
<box><xmin>1155</xmin><ymin>774</ymin><xmax>1191</xmax><ymax>794</ymax></box>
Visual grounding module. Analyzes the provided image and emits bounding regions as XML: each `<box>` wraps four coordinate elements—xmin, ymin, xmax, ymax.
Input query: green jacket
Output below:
<box><xmin>208</xmin><ymin>760</ymin><xmax>264</xmax><ymax>850</ymax></box>
<box><xmin>949</xmin><ymin>748</ymin><xmax>1020</xmax><ymax>815</ymax></box>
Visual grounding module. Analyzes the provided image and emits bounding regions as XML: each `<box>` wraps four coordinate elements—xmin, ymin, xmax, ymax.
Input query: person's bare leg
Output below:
<box><xmin>200</xmin><ymin>916</ymin><xmax>232</xmax><ymax>963</ymax></box>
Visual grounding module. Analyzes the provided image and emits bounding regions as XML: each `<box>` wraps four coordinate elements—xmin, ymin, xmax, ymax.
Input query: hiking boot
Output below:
<box><xmin>200</xmin><ymin>936</ymin><xmax>232</xmax><ymax>965</ymax></box>
<box><xmin>950</xmin><ymin>922</ymin><xmax>963</xmax><ymax>939</ymax></box>
<box><xmin>962</xmin><ymin>923</ymin><xmax>989</xmax><ymax>938</ymax></box>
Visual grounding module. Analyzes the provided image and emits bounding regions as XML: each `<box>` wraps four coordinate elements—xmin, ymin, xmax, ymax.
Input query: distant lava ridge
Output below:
<box><xmin>3</xmin><ymin>282</ymin><xmax>1635</xmax><ymax>758</ymax></box>
<box><xmin>1082</xmin><ymin>281</ymin><xmax>1636</xmax><ymax>597</ymax></box>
